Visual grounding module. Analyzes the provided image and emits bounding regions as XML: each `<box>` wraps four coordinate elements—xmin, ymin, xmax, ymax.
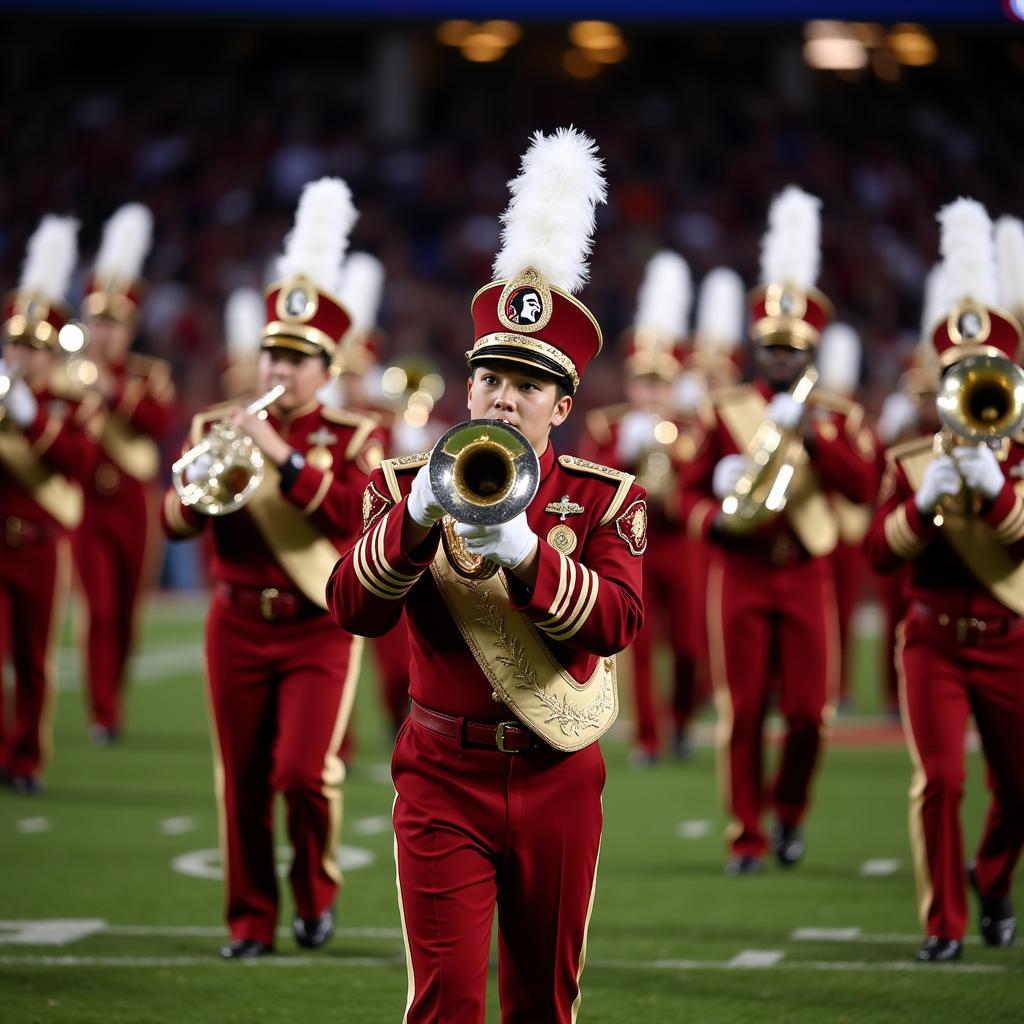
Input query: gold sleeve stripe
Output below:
<box><xmin>371</xmin><ymin>519</ymin><xmax>422</xmax><ymax>585</ymax></box>
<box><xmin>687</xmin><ymin>499</ymin><xmax>715</xmax><ymax>541</ymax></box>
<box><xmin>544</xmin><ymin>563</ymin><xmax>593</xmax><ymax>637</ymax></box>
<box><xmin>540</xmin><ymin>554</ymin><xmax>578</xmax><ymax>627</ymax></box>
<box><xmin>994</xmin><ymin>493</ymin><xmax>1024</xmax><ymax>542</ymax></box>
<box><xmin>540</xmin><ymin>548</ymin><xmax>571</xmax><ymax>626</ymax></box>
<box><xmin>30</xmin><ymin>414</ymin><xmax>62</xmax><ymax>458</ymax></box>
<box><xmin>546</xmin><ymin>566</ymin><xmax>600</xmax><ymax>641</ymax></box>
<box><xmin>303</xmin><ymin>470</ymin><xmax>334</xmax><ymax>515</ymax></box>
<box><xmin>353</xmin><ymin>532</ymin><xmax>406</xmax><ymax>600</ymax></box>
<box><xmin>884</xmin><ymin>506</ymin><xmax>926</xmax><ymax>558</ymax></box>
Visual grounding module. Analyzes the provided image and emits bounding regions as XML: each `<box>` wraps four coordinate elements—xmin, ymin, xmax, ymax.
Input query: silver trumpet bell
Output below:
<box><xmin>428</xmin><ymin>418</ymin><xmax>541</xmax><ymax>580</ymax></box>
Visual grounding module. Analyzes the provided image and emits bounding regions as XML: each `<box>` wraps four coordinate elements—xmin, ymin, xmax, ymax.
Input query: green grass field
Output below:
<box><xmin>1</xmin><ymin>596</ymin><xmax>1022</xmax><ymax>1023</ymax></box>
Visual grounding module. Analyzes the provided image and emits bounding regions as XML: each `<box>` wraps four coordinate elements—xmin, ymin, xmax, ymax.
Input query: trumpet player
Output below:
<box><xmin>161</xmin><ymin>178</ymin><xmax>384</xmax><ymax>960</ymax></box>
<box><xmin>330</xmin><ymin>129</ymin><xmax>644</xmax><ymax>1024</ymax></box>
<box><xmin>76</xmin><ymin>204</ymin><xmax>174</xmax><ymax>745</ymax></box>
<box><xmin>1</xmin><ymin>216</ymin><xmax>99</xmax><ymax>795</ymax></box>
<box><xmin>681</xmin><ymin>187</ymin><xmax>878</xmax><ymax>876</ymax></box>
<box><xmin>866</xmin><ymin>201</ymin><xmax>1024</xmax><ymax>962</ymax></box>
<box><xmin>581</xmin><ymin>250</ymin><xmax>703</xmax><ymax>764</ymax></box>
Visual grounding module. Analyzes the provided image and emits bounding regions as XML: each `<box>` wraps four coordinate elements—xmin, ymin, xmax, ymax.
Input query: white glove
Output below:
<box><xmin>766</xmin><ymin>392</ymin><xmax>804</xmax><ymax>430</ymax></box>
<box><xmin>5</xmin><ymin>378</ymin><xmax>38</xmax><ymax>428</ymax></box>
<box><xmin>184</xmin><ymin>452</ymin><xmax>214</xmax><ymax>485</ymax></box>
<box><xmin>877</xmin><ymin>393</ymin><xmax>917</xmax><ymax>446</ymax></box>
<box><xmin>914</xmin><ymin>456</ymin><xmax>962</xmax><ymax>514</ymax></box>
<box><xmin>712</xmin><ymin>454</ymin><xmax>748</xmax><ymax>500</ymax></box>
<box><xmin>617</xmin><ymin>410</ymin><xmax>658</xmax><ymax>463</ymax></box>
<box><xmin>453</xmin><ymin>511</ymin><xmax>538</xmax><ymax>569</ymax></box>
<box><xmin>953</xmin><ymin>444</ymin><xmax>1005</xmax><ymax>501</ymax></box>
<box><xmin>407</xmin><ymin>464</ymin><xmax>445</xmax><ymax>528</ymax></box>
<box><xmin>674</xmin><ymin>372</ymin><xmax>706</xmax><ymax>414</ymax></box>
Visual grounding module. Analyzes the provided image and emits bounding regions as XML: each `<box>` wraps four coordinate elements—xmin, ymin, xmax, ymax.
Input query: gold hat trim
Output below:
<box><xmin>466</xmin><ymin>332</ymin><xmax>580</xmax><ymax>390</ymax></box>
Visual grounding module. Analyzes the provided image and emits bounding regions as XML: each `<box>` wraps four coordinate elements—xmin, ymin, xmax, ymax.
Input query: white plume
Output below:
<box><xmin>492</xmin><ymin>127</ymin><xmax>607</xmax><ymax>294</ymax></box>
<box><xmin>19</xmin><ymin>215</ymin><xmax>80</xmax><ymax>303</ymax></box>
<box><xmin>995</xmin><ymin>215</ymin><xmax>1024</xmax><ymax>318</ymax></box>
<box><xmin>339</xmin><ymin>252</ymin><xmax>386</xmax><ymax>336</ymax></box>
<box><xmin>225</xmin><ymin>288</ymin><xmax>265</xmax><ymax>360</ymax></box>
<box><xmin>818</xmin><ymin>322</ymin><xmax>861</xmax><ymax>395</ymax></box>
<box><xmin>634</xmin><ymin>251</ymin><xmax>691</xmax><ymax>337</ymax></box>
<box><xmin>759</xmin><ymin>185</ymin><xmax>821</xmax><ymax>289</ymax></box>
<box><xmin>920</xmin><ymin>263</ymin><xmax>947</xmax><ymax>339</ymax></box>
<box><xmin>94</xmin><ymin>204</ymin><xmax>153</xmax><ymax>284</ymax></box>
<box><xmin>695</xmin><ymin>267</ymin><xmax>745</xmax><ymax>353</ymax></box>
<box><xmin>937</xmin><ymin>197</ymin><xmax>997</xmax><ymax>307</ymax></box>
<box><xmin>276</xmin><ymin>177</ymin><xmax>358</xmax><ymax>295</ymax></box>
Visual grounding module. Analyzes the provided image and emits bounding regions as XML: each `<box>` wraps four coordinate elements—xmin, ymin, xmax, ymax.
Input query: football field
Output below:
<box><xmin>1</xmin><ymin>595</ymin><xmax>1021</xmax><ymax>1023</ymax></box>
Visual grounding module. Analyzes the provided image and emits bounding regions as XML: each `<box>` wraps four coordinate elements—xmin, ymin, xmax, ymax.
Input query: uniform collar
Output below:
<box><xmin>538</xmin><ymin>439</ymin><xmax>556</xmax><ymax>480</ymax></box>
<box><xmin>271</xmin><ymin>399</ymin><xmax>320</xmax><ymax>434</ymax></box>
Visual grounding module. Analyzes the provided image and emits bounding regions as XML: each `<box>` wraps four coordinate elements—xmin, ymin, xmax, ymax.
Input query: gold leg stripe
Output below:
<box><xmin>570</xmin><ymin>831</ymin><xmax>602</xmax><ymax>1024</ymax></box>
<box><xmin>393</xmin><ymin>797</ymin><xmax>416</xmax><ymax>1024</ymax></box>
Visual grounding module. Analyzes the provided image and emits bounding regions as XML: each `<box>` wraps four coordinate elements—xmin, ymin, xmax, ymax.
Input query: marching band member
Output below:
<box><xmin>867</xmin><ymin>201</ymin><xmax>1024</xmax><ymax>961</ymax></box>
<box><xmin>162</xmin><ymin>178</ymin><xmax>384</xmax><ymax>959</ymax></box>
<box><xmin>681</xmin><ymin>186</ymin><xmax>878</xmax><ymax>875</ymax></box>
<box><xmin>329</xmin><ymin>128</ymin><xmax>645</xmax><ymax>1024</ymax></box>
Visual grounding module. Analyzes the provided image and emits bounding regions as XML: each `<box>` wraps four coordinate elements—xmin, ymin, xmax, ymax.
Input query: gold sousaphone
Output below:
<box><xmin>428</xmin><ymin>418</ymin><xmax>541</xmax><ymax>580</ymax></box>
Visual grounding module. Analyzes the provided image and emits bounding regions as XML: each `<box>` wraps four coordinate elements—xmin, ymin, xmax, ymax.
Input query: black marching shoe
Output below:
<box><xmin>294</xmin><ymin>908</ymin><xmax>335</xmax><ymax>949</ymax></box>
<box><xmin>771</xmin><ymin>822</ymin><xmax>805</xmax><ymax>868</ymax></box>
<box><xmin>915</xmin><ymin>936</ymin><xmax>962</xmax><ymax>962</ymax></box>
<box><xmin>969</xmin><ymin>864</ymin><xmax>1017</xmax><ymax>948</ymax></box>
<box><xmin>11</xmin><ymin>775</ymin><xmax>43</xmax><ymax>796</ymax></box>
<box><xmin>724</xmin><ymin>855</ymin><xmax>763</xmax><ymax>877</ymax></box>
<box><xmin>220</xmin><ymin>938</ymin><xmax>273</xmax><ymax>960</ymax></box>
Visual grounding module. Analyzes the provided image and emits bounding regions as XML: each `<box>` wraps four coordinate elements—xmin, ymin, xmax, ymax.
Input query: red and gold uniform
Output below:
<box><xmin>162</xmin><ymin>261</ymin><xmax>384</xmax><ymax>949</ymax></box>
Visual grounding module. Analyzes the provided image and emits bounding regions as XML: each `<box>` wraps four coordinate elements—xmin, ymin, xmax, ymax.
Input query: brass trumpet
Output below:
<box><xmin>932</xmin><ymin>353</ymin><xmax>1024</xmax><ymax>525</ymax></box>
<box><xmin>172</xmin><ymin>384</ymin><xmax>286</xmax><ymax>516</ymax></box>
<box><xmin>0</xmin><ymin>365</ymin><xmax>28</xmax><ymax>425</ymax></box>
<box><xmin>428</xmin><ymin>419</ymin><xmax>541</xmax><ymax>580</ymax></box>
<box><xmin>720</xmin><ymin>365</ymin><xmax>818</xmax><ymax>532</ymax></box>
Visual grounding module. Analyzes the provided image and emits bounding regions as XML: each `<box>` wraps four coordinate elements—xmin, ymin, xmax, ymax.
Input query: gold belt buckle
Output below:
<box><xmin>955</xmin><ymin>616</ymin><xmax>983</xmax><ymax>643</ymax></box>
<box><xmin>495</xmin><ymin>721</ymin><xmax>522</xmax><ymax>753</ymax></box>
<box><xmin>5</xmin><ymin>517</ymin><xmax>22</xmax><ymax>548</ymax></box>
<box><xmin>260</xmin><ymin>587</ymin><xmax>279</xmax><ymax>621</ymax></box>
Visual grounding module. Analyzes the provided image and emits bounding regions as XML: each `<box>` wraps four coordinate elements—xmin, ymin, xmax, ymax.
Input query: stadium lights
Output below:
<box><xmin>888</xmin><ymin>24</ymin><xmax>937</xmax><ymax>66</ymax></box>
<box><xmin>568</xmin><ymin>20</ymin><xmax>627</xmax><ymax>64</ymax></box>
<box><xmin>803</xmin><ymin>21</ymin><xmax>868</xmax><ymax>71</ymax></box>
<box><xmin>804</xmin><ymin>20</ymin><xmax>938</xmax><ymax>77</ymax></box>
<box><xmin>563</xmin><ymin>48</ymin><xmax>603</xmax><ymax>80</ymax></box>
<box><xmin>436</xmin><ymin>20</ymin><xmax>522</xmax><ymax>63</ymax></box>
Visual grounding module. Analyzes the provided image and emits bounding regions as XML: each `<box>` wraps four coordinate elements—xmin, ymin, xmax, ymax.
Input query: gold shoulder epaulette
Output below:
<box><xmin>585</xmin><ymin>403</ymin><xmax>630</xmax><ymax>447</ymax></box>
<box><xmin>887</xmin><ymin>435</ymin><xmax>934</xmax><ymax>464</ymax></box>
<box><xmin>380</xmin><ymin>451</ymin><xmax>430</xmax><ymax>503</ymax></box>
<box><xmin>558</xmin><ymin>456</ymin><xmax>636</xmax><ymax>525</ymax></box>
<box><xmin>322</xmin><ymin>407</ymin><xmax>381</xmax><ymax>429</ymax></box>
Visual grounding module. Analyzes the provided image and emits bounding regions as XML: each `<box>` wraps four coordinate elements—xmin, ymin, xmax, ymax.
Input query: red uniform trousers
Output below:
<box><xmin>831</xmin><ymin>539</ymin><xmax>867</xmax><ymax>704</ymax></box>
<box><xmin>708</xmin><ymin>549</ymin><xmax>839</xmax><ymax>857</ymax></box>
<box><xmin>371</xmin><ymin>617</ymin><xmax>411</xmax><ymax>732</ymax></box>
<box><xmin>205</xmin><ymin>591</ymin><xmax>360</xmax><ymax>945</ymax></box>
<box><xmin>877</xmin><ymin>567</ymin><xmax>910</xmax><ymax>715</ymax></box>
<box><xmin>897</xmin><ymin>604</ymin><xmax>1024</xmax><ymax>941</ymax></box>
<box><xmin>392</xmin><ymin>715</ymin><xmax>605</xmax><ymax>1024</ymax></box>
<box><xmin>0</xmin><ymin>530</ymin><xmax>72</xmax><ymax>779</ymax></box>
<box><xmin>75</xmin><ymin>473</ymin><xmax>156</xmax><ymax>731</ymax></box>
<box><xmin>629</xmin><ymin>528</ymin><xmax>699</xmax><ymax>755</ymax></box>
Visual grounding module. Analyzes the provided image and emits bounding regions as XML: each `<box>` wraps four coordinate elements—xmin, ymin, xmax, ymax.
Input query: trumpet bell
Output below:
<box><xmin>936</xmin><ymin>354</ymin><xmax>1024</xmax><ymax>442</ymax></box>
<box><xmin>174</xmin><ymin>431</ymin><xmax>266</xmax><ymax>516</ymax></box>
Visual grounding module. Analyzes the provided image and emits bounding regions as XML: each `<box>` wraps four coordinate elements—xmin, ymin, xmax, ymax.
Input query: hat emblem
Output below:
<box><xmin>275</xmin><ymin>276</ymin><xmax>320</xmax><ymax>323</ymax></box>
<box><xmin>957</xmin><ymin>309</ymin><xmax>982</xmax><ymax>340</ymax></box>
<box><xmin>506</xmin><ymin>287</ymin><xmax>543</xmax><ymax>325</ymax></box>
<box><xmin>286</xmin><ymin>287</ymin><xmax>310</xmax><ymax>317</ymax></box>
<box><xmin>497</xmin><ymin>268</ymin><xmax>553</xmax><ymax>334</ymax></box>
<box><xmin>947</xmin><ymin>301</ymin><xmax>991</xmax><ymax>346</ymax></box>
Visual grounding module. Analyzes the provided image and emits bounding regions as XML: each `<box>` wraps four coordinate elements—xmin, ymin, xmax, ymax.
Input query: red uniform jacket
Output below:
<box><xmin>327</xmin><ymin>442</ymin><xmax>647</xmax><ymax>723</ymax></box>
<box><xmin>680</xmin><ymin>379</ymin><xmax>879</xmax><ymax>555</ymax></box>
<box><xmin>865</xmin><ymin>435</ymin><xmax>1024</xmax><ymax>619</ymax></box>
<box><xmin>161</xmin><ymin>402</ymin><xmax>384</xmax><ymax>595</ymax></box>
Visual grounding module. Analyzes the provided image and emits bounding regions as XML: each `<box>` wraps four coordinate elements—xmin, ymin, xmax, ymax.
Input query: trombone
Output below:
<box><xmin>172</xmin><ymin>384</ymin><xmax>286</xmax><ymax>516</ymax></box>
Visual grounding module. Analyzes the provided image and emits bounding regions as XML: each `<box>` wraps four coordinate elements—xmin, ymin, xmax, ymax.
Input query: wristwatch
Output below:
<box><xmin>278</xmin><ymin>449</ymin><xmax>306</xmax><ymax>491</ymax></box>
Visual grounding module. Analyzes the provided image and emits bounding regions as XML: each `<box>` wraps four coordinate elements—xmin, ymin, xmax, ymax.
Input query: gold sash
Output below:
<box><xmin>430</xmin><ymin>545</ymin><xmax>617</xmax><ymax>752</ymax></box>
<box><xmin>243</xmin><ymin>462</ymin><xmax>341</xmax><ymax>610</ymax></box>
<box><xmin>0</xmin><ymin>429</ymin><xmax>83</xmax><ymax>529</ymax></box>
<box><xmin>834</xmin><ymin>495</ymin><xmax>872</xmax><ymax>545</ymax></box>
<box><xmin>100</xmin><ymin>417</ymin><xmax>160</xmax><ymax>482</ymax></box>
<box><xmin>716</xmin><ymin>387</ymin><xmax>837</xmax><ymax>557</ymax></box>
<box><xmin>900</xmin><ymin>445</ymin><xmax>1024</xmax><ymax>615</ymax></box>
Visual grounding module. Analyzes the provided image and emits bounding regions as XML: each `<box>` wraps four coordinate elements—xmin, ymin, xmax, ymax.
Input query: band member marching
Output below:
<box><xmin>162</xmin><ymin>177</ymin><xmax>384</xmax><ymax>959</ymax></box>
<box><xmin>681</xmin><ymin>186</ymin><xmax>878</xmax><ymax>875</ymax></box>
<box><xmin>77</xmin><ymin>204</ymin><xmax>174</xmax><ymax>745</ymax></box>
<box><xmin>1</xmin><ymin>216</ymin><xmax>99</xmax><ymax>793</ymax></box>
<box><xmin>329</xmin><ymin>128</ymin><xmax>646</xmax><ymax>1024</ymax></box>
<box><xmin>866</xmin><ymin>200</ymin><xmax>1024</xmax><ymax>961</ymax></box>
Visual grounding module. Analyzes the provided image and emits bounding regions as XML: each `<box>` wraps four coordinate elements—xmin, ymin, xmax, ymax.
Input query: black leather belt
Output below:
<box><xmin>409</xmin><ymin>699</ymin><xmax>535</xmax><ymax>753</ymax></box>
<box><xmin>215</xmin><ymin>581</ymin><xmax>323</xmax><ymax>623</ymax></box>
<box><xmin>911</xmin><ymin>601</ymin><xmax>1024</xmax><ymax>645</ymax></box>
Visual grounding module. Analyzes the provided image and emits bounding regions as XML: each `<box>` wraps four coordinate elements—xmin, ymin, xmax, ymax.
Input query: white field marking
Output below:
<box><xmin>0</xmin><ymin>954</ymin><xmax>1007</xmax><ymax>974</ymax></box>
<box><xmin>791</xmin><ymin>930</ymin><xmax>982</xmax><ymax>947</ymax></box>
<box><xmin>675</xmin><ymin>820</ymin><xmax>711</xmax><ymax>840</ymax></box>
<box><xmin>791</xmin><ymin>928</ymin><xmax>862</xmax><ymax>941</ymax></box>
<box><xmin>352</xmin><ymin>816</ymin><xmax>392</xmax><ymax>836</ymax></box>
<box><xmin>852</xmin><ymin>600</ymin><xmax>884</xmax><ymax>638</ymax></box>
<box><xmin>365</xmin><ymin>763</ymin><xmax>394</xmax><ymax>786</ymax></box>
<box><xmin>159</xmin><ymin>817</ymin><xmax>196</xmax><ymax>835</ymax></box>
<box><xmin>728</xmin><ymin>950</ymin><xmax>784</xmax><ymax>968</ymax></box>
<box><xmin>16</xmin><ymin>817</ymin><xmax>51</xmax><ymax>833</ymax></box>
<box><xmin>0</xmin><ymin>920</ymin><xmax>106</xmax><ymax>946</ymax></box>
<box><xmin>171</xmin><ymin>845</ymin><xmax>375</xmax><ymax>882</ymax></box>
<box><xmin>56</xmin><ymin>644</ymin><xmax>205</xmax><ymax>691</ymax></box>
<box><xmin>105</xmin><ymin>925</ymin><xmax>402</xmax><ymax>940</ymax></box>
<box><xmin>860</xmin><ymin>858</ymin><xmax>900</xmax><ymax>877</ymax></box>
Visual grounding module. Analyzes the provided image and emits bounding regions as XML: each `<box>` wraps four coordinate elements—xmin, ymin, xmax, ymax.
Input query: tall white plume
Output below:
<box><xmin>225</xmin><ymin>288</ymin><xmax>265</xmax><ymax>360</ymax></box>
<box><xmin>634</xmin><ymin>251</ymin><xmax>691</xmax><ymax>338</ymax></box>
<box><xmin>94</xmin><ymin>204</ymin><xmax>153</xmax><ymax>284</ymax></box>
<box><xmin>339</xmin><ymin>252</ymin><xmax>386</xmax><ymax>337</ymax></box>
<box><xmin>995</xmin><ymin>215</ymin><xmax>1024</xmax><ymax>318</ymax></box>
<box><xmin>493</xmin><ymin>127</ymin><xmax>607</xmax><ymax>294</ymax></box>
<box><xmin>937</xmin><ymin>197</ymin><xmax>997</xmax><ymax>308</ymax></box>
<box><xmin>276</xmin><ymin>177</ymin><xmax>358</xmax><ymax>295</ymax></box>
<box><xmin>920</xmin><ymin>264</ymin><xmax>947</xmax><ymax>339</ymax></box>
<box><xmin>695</xmin><ymin>267</ymin><xmax>745</xmax><ymax>353</ymax></box>
<box><xmin>818</xmin><ymin>322</ymin><xmax>861</xmax><ymax>396</ymax></box>
<box><xmin>19</xmin><ymin>215</ymin><xmax>80</xmax><ymax>303</ymax></box>
<box><xmin>759</xmin><ymin>185</ymin><xmax>822</xmax><ymax>289</ymax></box>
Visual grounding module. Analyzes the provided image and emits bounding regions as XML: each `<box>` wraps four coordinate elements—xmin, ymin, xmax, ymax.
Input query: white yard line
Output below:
<box><xmin>16</xmin><ymin>818</ymin><xmax>51</xmax><ymax>834</ymax></box>
<box><xmin>56</xmin><ymin>644</ymin><xmax>205</xmax><ymax>691</ymax></box>
<box><xmin>159</xmin><ymin>817</ymin><xmax>197</xmax><ymax>836</ymax></box>
<box><xmin>675</xmin><ymin>820</ymin><xmax>711</xmax><ymax>840</ymax></box>
<box><xmin>860</xmin><ymin>859</ymin><xmax>901</xmax><ymax>876</ymax></box>
<box><xmin>105</xmin><ymin>925</ymin><xmax>402</xmax><ymax>939</ymax></box>
<box><xmin>792</xmin><ymin>928</ymin><xmax>982</xmax><ymax>946</ymax></box>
